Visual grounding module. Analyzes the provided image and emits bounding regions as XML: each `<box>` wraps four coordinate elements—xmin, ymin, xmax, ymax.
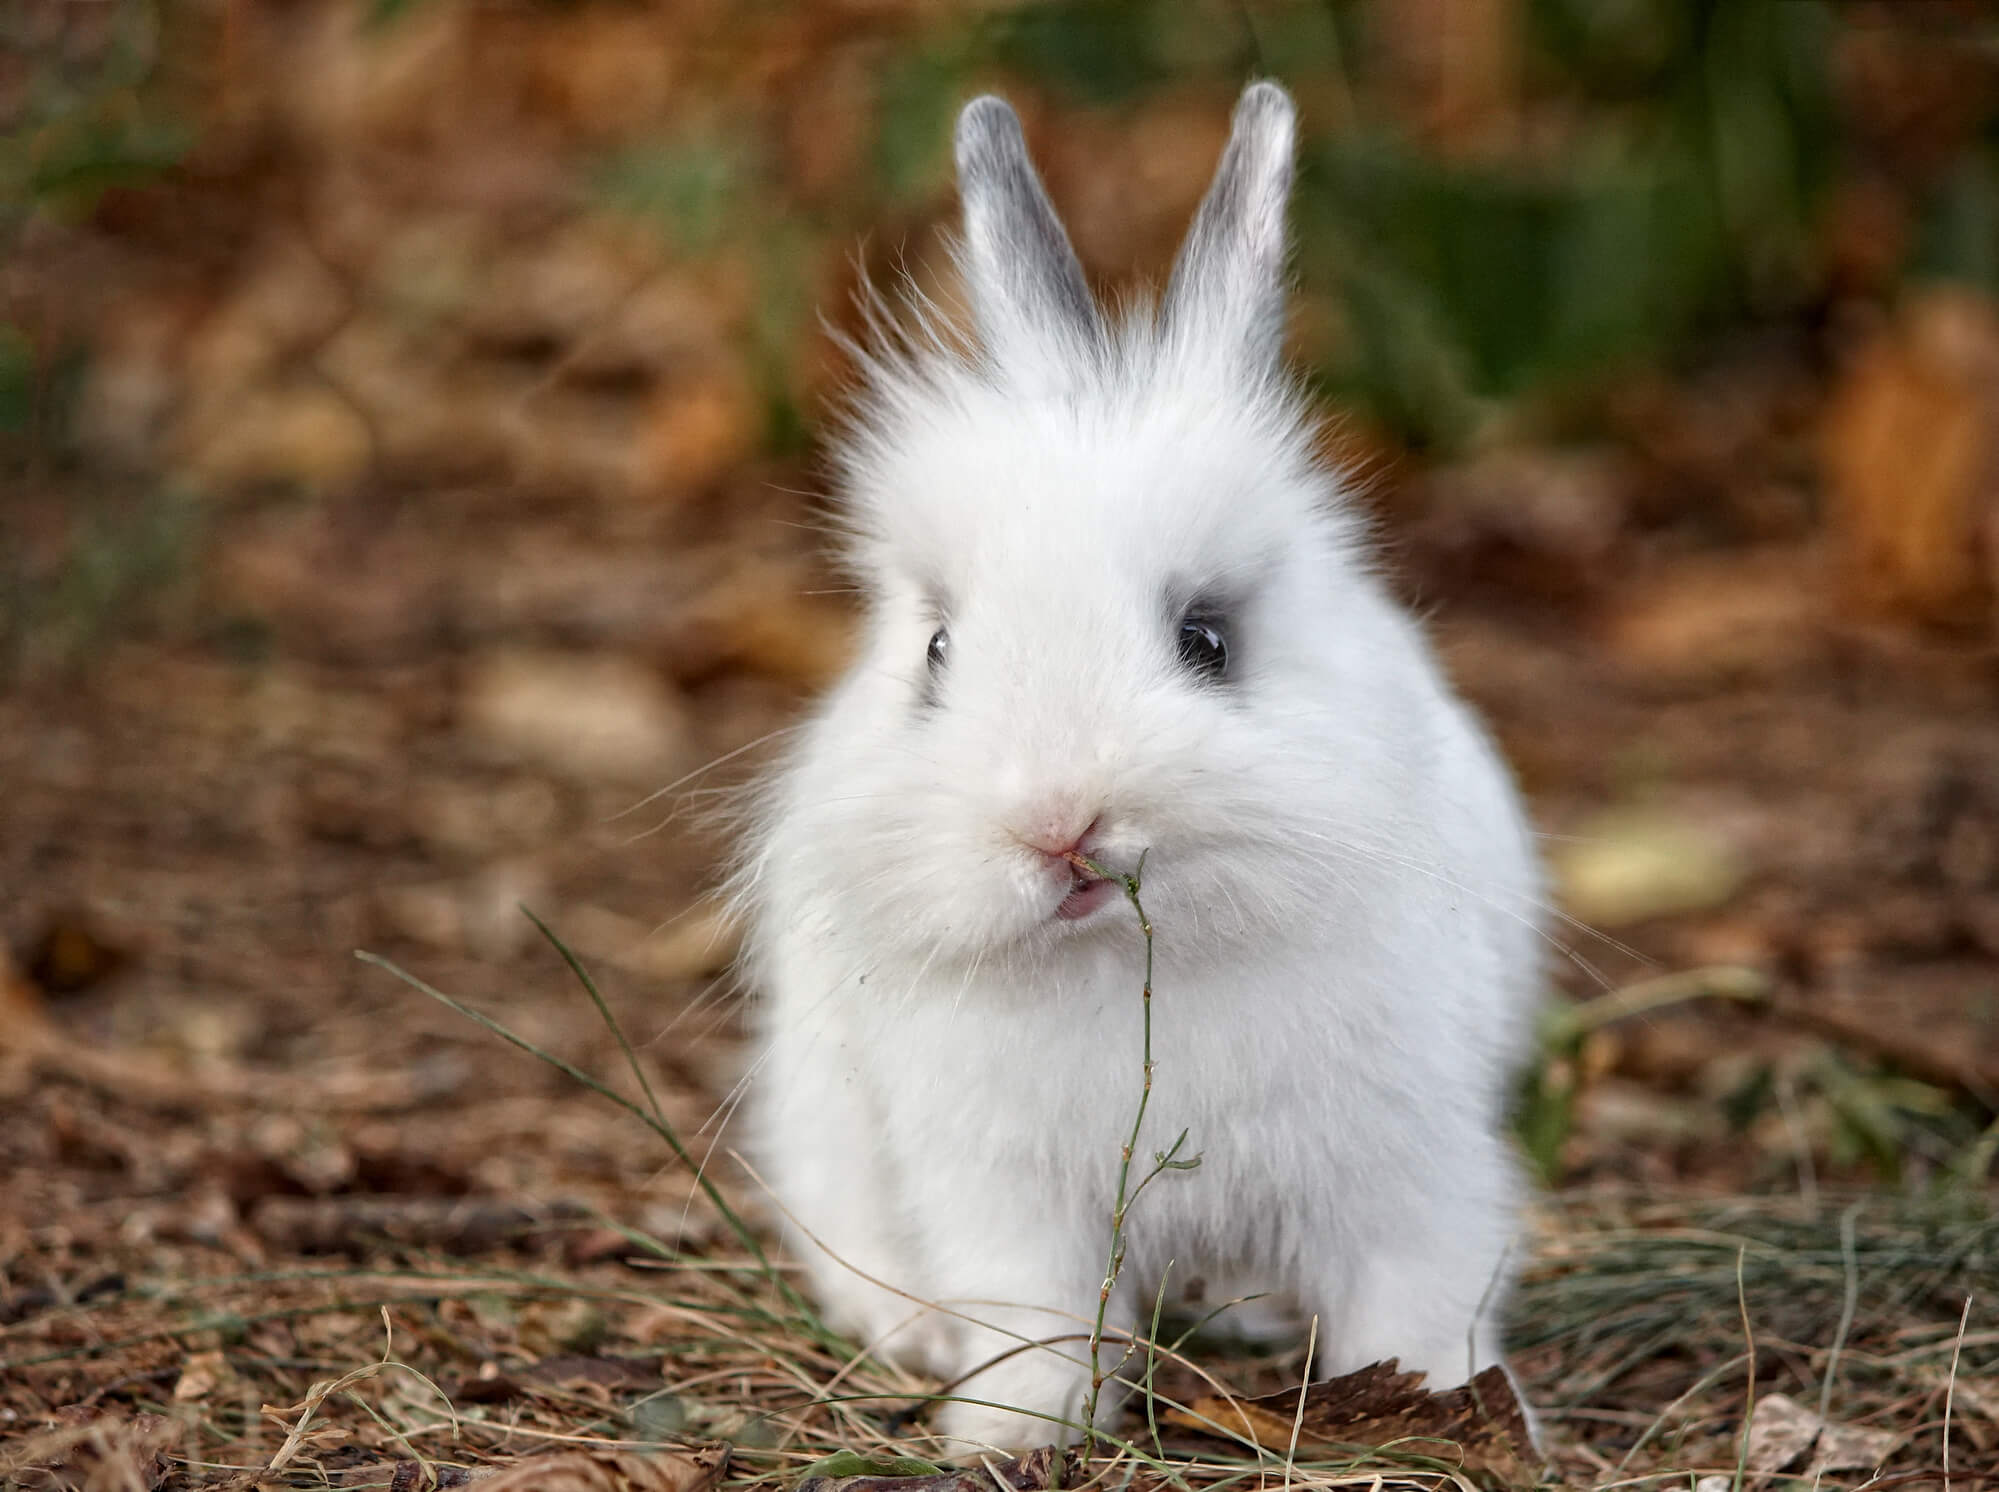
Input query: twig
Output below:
<box><xmin>1945</xmin><ymin>1294</ymin><xmax>1972</xmax><ymax>1492</ymax></box>
<box><xmin>1283</xmin><ymin>1314</ymin><xmax>1318</xmax><ymax>1492</ymax></box>
<box><xmin>1732</xmin><ymin>1245</ymin><xmax>1755</xmax><ymax>1492</ymax></box>
<box><xmin>1816</xmin><ymin>1202</ymin><xmax>1863</xmax><ymax>1428</ymax></box>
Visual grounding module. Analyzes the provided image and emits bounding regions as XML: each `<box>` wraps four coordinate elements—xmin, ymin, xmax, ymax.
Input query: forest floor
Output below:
<box><xmin>4</xmin><ymin>457</ymin><xmax>1998</xmax><ymax>1491</ymax></box>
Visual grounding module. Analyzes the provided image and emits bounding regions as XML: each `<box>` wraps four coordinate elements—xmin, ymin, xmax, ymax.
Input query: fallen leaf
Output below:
<box><xmin>1164</xmin><ymin>1359</ymin><xmax>1537</xmax><ymax>1490</ymax></box>
<box><xmin>477</xmin><ymin>1443</ymin><xmax>728</xmax><ymax>1492</ymax></box>
<box><xmin>1745</xmin><ymin>1392</ymin><xmax>1822</xmax><ymax>1472</ymax></box>
<box><xmin>186</xmin><ymin>383</ymin><xmax>374</xmax><ymax>496</ymax></box>
<box><xmin>173</xmin><ymin>1348</ymin><xmax>231</xmax><ymax>1402</ymax></box>
<box><xmin>460</xmin><ymin>650</ymin><xmax>690</xmax><ymax>780</ymax></box>
<box><xmin>1603</xmin><ymin>547</ymin><xmax>1830</xmax><ymax>687</ymax></box>
<box><xmin>1553</xmin><ymin>808</ymin><xmax>1745</xmax><ymax>928</ymax></box>
<box><xmin>0</xmin><ymin>941</ymin><xmax>53</xmax><ymax>1054</ymax></box>
<box><xmin>635</xmin><ymin>374</ymin><xmax>759</xmax><ymax>500</ymax></box>
<box><xmin>1811</xmin><ymin>1417</ymin><xmax>1903</xmax><ymax>1475</ymax></box>
<box><xmin>1824</xmin><ymin>285</ymin><xmax>1999</xmax><ymax>630</ymax></box>
<box><xmin>24</xmin><ymin>909</ymin><xmax>131</xmax><ymax>994</ymax></box>
<box><xmin>1743</xmin><ymin>1391</ymin><xmax>1905</xmax><ymax>1476</ymax></box>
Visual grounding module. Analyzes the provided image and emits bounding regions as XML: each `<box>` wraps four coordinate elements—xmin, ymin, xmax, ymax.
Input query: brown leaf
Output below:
<box><xmin>1745</xmin><ymin>1392</ymin><xmax>1822</xmax><ymax>1472</ymax></box>
<box><xmin>0</xmin><ymin>940</ymin><xmax>53</xmax><ymax>1054</ymax></box>
<box><xmin>476</xmin><ymin>1444</ymin><xmax>728</xmax><ymax>1492</ymax></box>
<box><xmin>173</xmin><ymin>1348</ymin><xmax>232</xmax><ymax>1403</ymax></box>
<box><xmin>1824</xmin><ymin>286</ymin><xmax>1999</xmax><ymax>630</ymax></box>
<box><xmin>1810</xmin><ymin>1418</ymin><xmax>1903</xmax><ymax>1476</ymax></box>
<box><xmin>1164</xmin><ymin>1360</ymin><xmax>1538</xmax><ymax>1490</ymax></box>
<box><xmin>1602</xmin><ymin>546</ymin><xmax>1830</xmax><ymax>688</ymax></box>
<box><xmin>1744</xmin><ymin>1392</ymin><xmax>1905</xmax><ymax>1477</ymax></box>
<box><xmin>25</xmin><ymin>909</ymin><xmax>132</xmax><ymax>994</ymax></box>
<box><xmin>459</xmin><ymin>650</ymin><xmax>691</xmax><ymax>781</ymax></box>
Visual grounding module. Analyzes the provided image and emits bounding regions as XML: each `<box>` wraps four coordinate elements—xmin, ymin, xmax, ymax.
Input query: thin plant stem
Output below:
<box><xmin>1731</xmin><ymin>1245</ymin><xmax>1755</xmax><ymax>1492</ymax></box>
<box><xmin>353</xmin><ymin>949</ymin><xmax>824</xmax><ymax>1336</ymax></box>
<box><xmin>1070</xmin><ymin>849</ymin><xmax>1157</xmax><ymax>1462</ymax></box>
<box><xmin>1816</xmin><ymin>1201</ymin><xmax>1863</xmax><ymax>1427</ymax></box>
<box><xmin>1945</xmin><ymin>1293</ymin><xmax>1972</xmax><ymax>1492</ymax></box>
<box><xmin>520</xmin><ymin>903</ymin><xmax>668</xmax><ymax>1136</ymax></box>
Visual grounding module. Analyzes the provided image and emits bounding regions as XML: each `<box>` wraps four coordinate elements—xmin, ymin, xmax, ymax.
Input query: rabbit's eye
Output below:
<box><xmin>926</xmin><ymin>627</ymin><xmax>949</xmax><ymax>674</ymax></box>
<box><xmin>1177</xmin><ymin>617</ymin><xmax>1228</xmax><ymax>679</ymax></box>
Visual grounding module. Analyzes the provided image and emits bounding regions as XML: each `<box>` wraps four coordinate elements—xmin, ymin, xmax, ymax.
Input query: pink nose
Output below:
<box><xmin>1019</xmin><ymin>812</ymin><xmax>1103</xmax><ymax>864</ymax></box>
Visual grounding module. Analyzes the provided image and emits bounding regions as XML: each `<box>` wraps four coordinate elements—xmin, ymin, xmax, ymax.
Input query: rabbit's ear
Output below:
<box><xmin>954</xmin><ymin>96</ymin><xmax>1104</xmax><ymax>364</ymax></box>
<box><xmin>1161</xmin><ymin>81</ymin><xmax>1296</xmax><ymax>369</ymax></box>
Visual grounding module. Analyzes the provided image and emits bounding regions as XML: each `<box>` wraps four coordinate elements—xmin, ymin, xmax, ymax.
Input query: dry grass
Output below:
<box><xmin>7</xmin><ymin>898</ymin><xmax>1996</xmax><ymax>1491</ymax></box>
<box><xmin>5</xmin><ymin>1178</ymin><xmax>1993</xmax><ymax>1488</ymax></box>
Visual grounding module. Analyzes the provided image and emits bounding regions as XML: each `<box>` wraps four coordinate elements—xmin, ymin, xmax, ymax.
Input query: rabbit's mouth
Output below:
<box><xmin>1055</xmin><ymin>872</ymin><xmax>1116</xmax><ymax>922</ymax></box>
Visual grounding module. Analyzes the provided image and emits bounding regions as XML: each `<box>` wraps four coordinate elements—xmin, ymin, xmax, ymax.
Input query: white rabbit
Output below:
<box><xmin>740</xmin><ymin>81</ymin><xmax>1543</xmax><ymax>1455</ymax></box>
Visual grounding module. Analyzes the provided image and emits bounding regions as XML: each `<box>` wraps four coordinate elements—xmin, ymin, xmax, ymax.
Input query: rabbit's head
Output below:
<box><xmin>767</xmin><ymin>84</ymin><xmax>1430</xmax><ymax>981</ymax></box>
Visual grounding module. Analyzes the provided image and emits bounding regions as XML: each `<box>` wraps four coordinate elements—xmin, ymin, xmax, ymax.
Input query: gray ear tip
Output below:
<box><xmin>954</xmin><ymin>95</ymin><xmax>1026</xmax><ymax>176</ymax></box>
<box><xmin>1233</xmin><ymin>79</ymin><xmax>1297</xmax><ymax>145</ymax></box>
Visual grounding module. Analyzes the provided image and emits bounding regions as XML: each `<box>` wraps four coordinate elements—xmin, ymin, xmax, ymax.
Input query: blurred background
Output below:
<box><xmin>4</xmin><ymin>0</ymin><xmax>1999</xmax><ymax>1233</ymax></box>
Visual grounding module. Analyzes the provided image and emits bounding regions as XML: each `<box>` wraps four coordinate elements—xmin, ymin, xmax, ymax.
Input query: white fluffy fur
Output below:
<box><xmin>738</xmin><ymin>82</ymin><xmax>1544</xmax><ymax>1455</ymax></box>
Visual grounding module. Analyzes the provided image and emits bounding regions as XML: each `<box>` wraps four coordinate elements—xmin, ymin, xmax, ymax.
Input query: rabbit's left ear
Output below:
<box><xmin>1161</xmin><ymin>81</ymin><xmax>1296</xmax><ymax>369</ymax></box>
<box><xmin>954</xmin><ymin>96</ymin><xmax>1105</xmax><ymax>366</ymax></box>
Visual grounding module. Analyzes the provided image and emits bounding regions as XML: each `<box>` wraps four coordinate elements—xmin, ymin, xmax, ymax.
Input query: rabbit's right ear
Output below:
<box><xmin>954</xmin><ymin>96</ymin><xmax>1104</xmax><ymax>366</ymax></box>
<box><xmin>1161</xmin><ymin>81</ymin><xmax>1296</xmax><ymax>371</ymax></box>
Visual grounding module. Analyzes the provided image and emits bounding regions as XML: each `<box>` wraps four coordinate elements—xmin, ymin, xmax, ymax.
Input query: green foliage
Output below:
<box><xmin>833</xmin><ymin>0</ymin><xmax>1864</xmax><ymax>445</ymax></box>
<box><xmin>12</xmin><ymin>107</ymin><xmax>190</xmax><ymax>218</ymax></box>
<box><xmin>563</xmin><ymin>0</ymin><xmax>1999</xmax><ymax>456</ymax></box>
<box><xmin>592</xmin><ymin>133</ymin><xmax>753</xmax><ymax>260</ymax></box>
<box><xmin>591</xmin><ymin>126</ymin><xmax>815</xmax><ymax>452</ymax></box>
<box><xmin>988</xmin><ymin>0</ymin><xmax>1185</xmax><ymax>106</ymax></box>
<box><xmin>1911</xmin><ymin>146</ymin><xmax>1999</xmax><ymax>292</ymax></box>
<box><xmin>797</xmin><ymin>1452</ymin><xmax>946</xmax><ymax>1480</ymax></box>
<box><xmin>1</xmin><ymin>484</ymin><xmax>203</xmax><ymax>682</ymax></box>
<box><xmin>0</xmin><ymin>324</ymin><xmax>34</xmax><ymax>436</ymax></box>
<box><xmin>873</xmin><ymin>44</ymin><xmax>976</xmax><ymax>203</ymax></box>
<box><xmin>1519</xmin><ymin>974</ymin><xmax>1999</xmax><ymax>1192</ymax></box>
<box><xmin>1295</xmin><ymin>0</ymin><xmax>1838</xmax><ymax>443</ymax></box>
<box><xmin>1514</xmin><ymin>1022</ymin><xmax>1582</xmax><ymax>1188</ymax></box>
<box><xmin>1</xmin><ymin>0</ymin><xmax>190</xmax><ymax>227</ymax></box>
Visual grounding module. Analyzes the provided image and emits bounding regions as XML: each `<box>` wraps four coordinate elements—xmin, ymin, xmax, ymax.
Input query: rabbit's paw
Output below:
<box><xmin>931</xmin><ymin>1357</ymin><xmax>1091</xmax><ymax>1456</ymax></box>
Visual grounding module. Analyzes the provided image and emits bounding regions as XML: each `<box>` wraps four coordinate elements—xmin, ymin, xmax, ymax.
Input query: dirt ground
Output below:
<box><xmin>5</xmin><ymin>1</ymin><xmax>1999</xmax><ymax>1485</ymax></box>
<box><xmin>4</xmin><ymin>458</ymin><xmax>1998</xmax><ymax>1488</ymax></box>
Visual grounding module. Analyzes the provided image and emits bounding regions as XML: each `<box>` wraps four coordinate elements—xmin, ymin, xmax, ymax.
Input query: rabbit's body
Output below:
<box><xmin>742</xmin><ymin>83</ymin><xmax>1542</xmax><ymax>1453</ymax></box>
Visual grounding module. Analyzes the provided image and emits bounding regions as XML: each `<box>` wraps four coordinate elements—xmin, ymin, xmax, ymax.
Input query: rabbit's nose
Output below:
<box><xmin>1016</xmin><ymin>810</ymin><xmax>1104</xmax><ymax>864</ymax></box>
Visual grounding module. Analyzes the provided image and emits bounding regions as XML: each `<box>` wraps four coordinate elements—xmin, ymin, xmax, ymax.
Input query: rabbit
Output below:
<box><xmin>739</xmin><ymin>80</ymin><xmax>1544</xmax><ymax>1456</ymax></box>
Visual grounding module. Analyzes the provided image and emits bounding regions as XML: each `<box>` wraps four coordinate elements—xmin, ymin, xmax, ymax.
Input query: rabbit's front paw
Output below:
<box><xmin>931</xmin><ymin>1355</ymin><xmax>1093</xmax><ymax>1456</ymax></box>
